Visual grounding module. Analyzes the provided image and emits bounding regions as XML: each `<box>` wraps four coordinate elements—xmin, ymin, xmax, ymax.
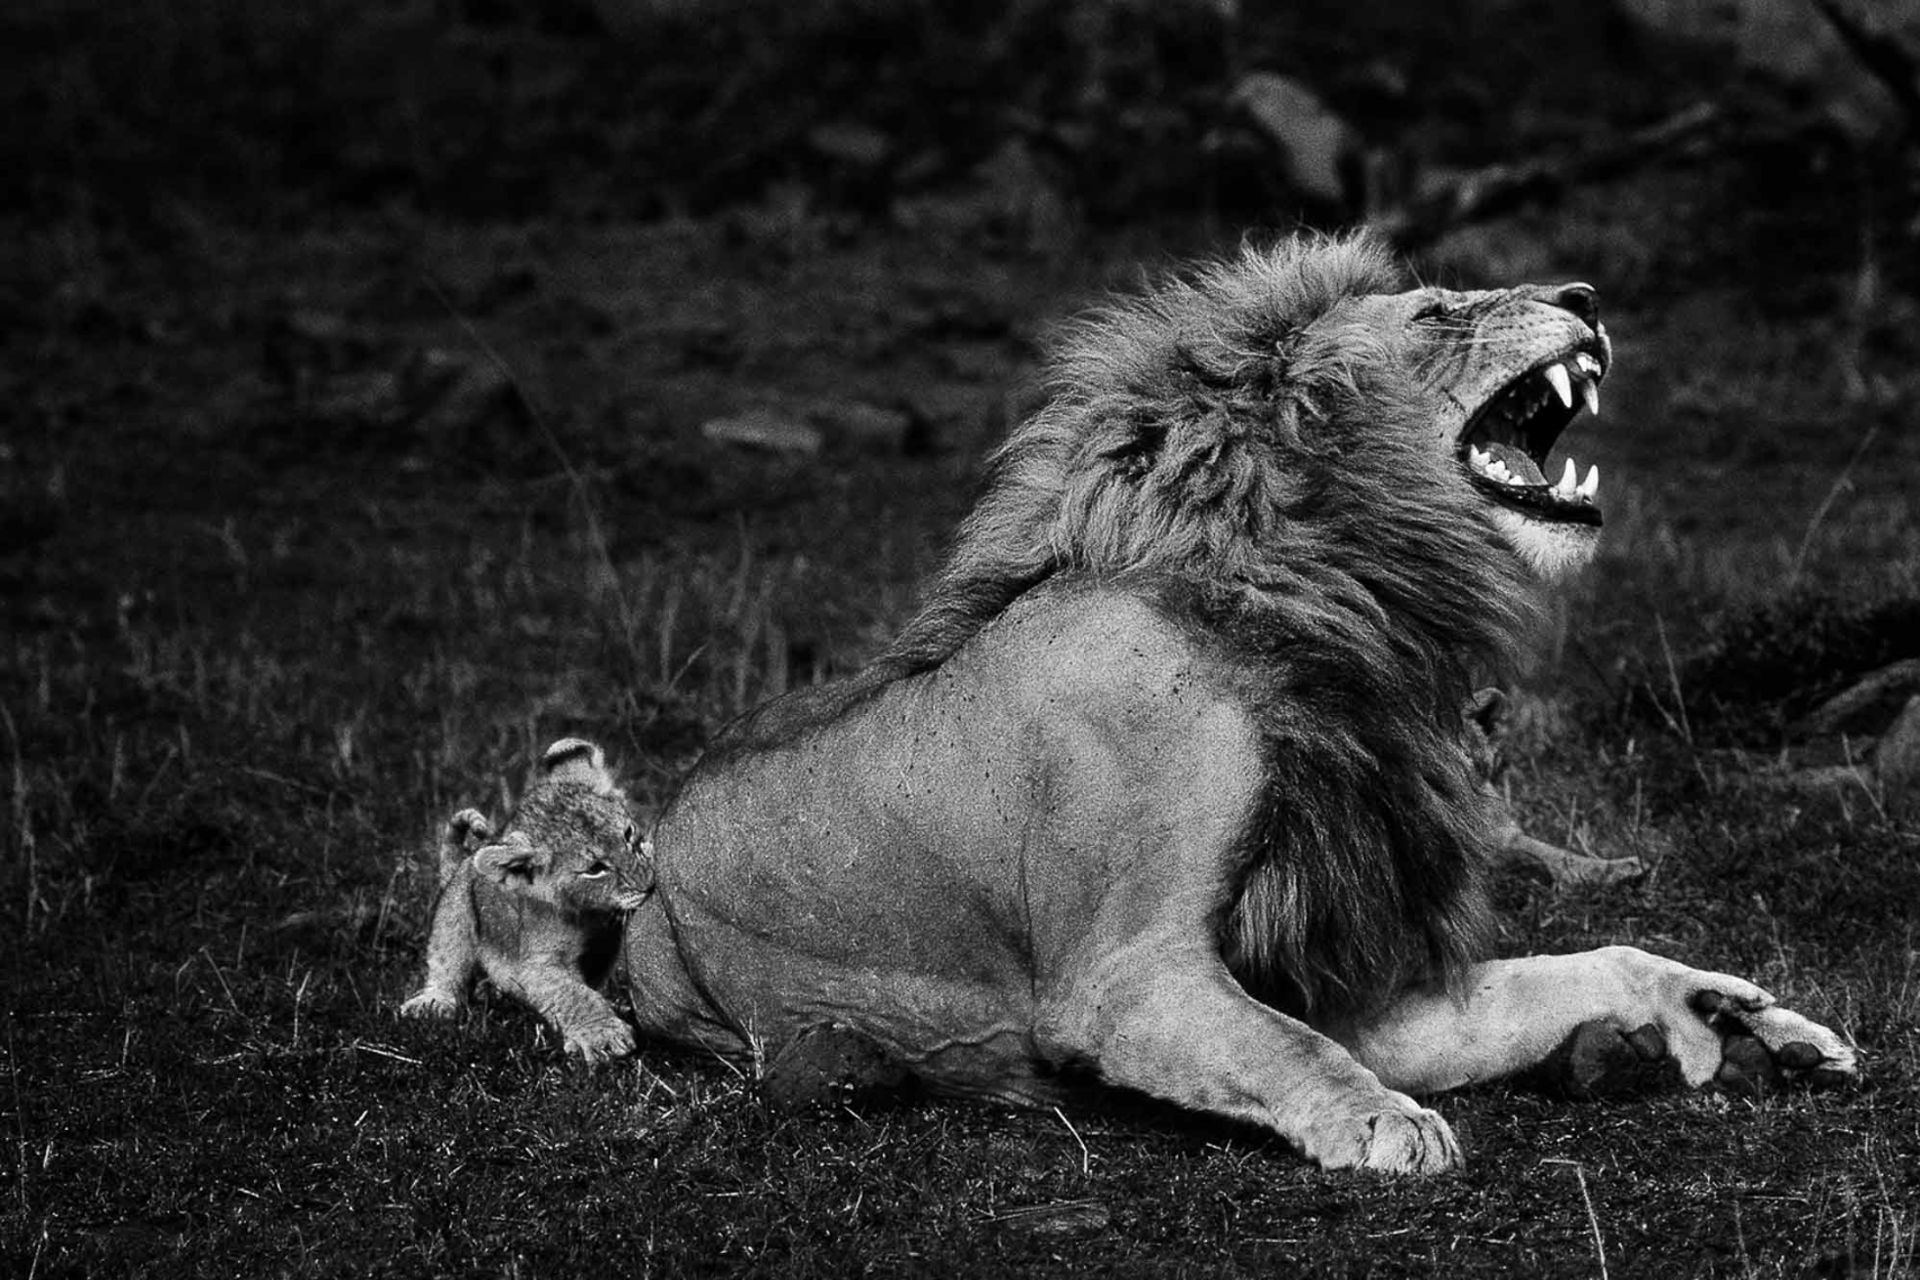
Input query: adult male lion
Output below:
<box><xmin>624</xmin><ymin>234</ymin><xmax>1854</xmax><ymax>1172</ymax></box>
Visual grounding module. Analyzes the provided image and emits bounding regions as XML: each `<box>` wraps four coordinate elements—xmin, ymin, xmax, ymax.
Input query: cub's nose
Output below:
<box><xmin>1550</xmin><ymin>282</ymin><xmax>1599</xmax><ymax>329</ymax></box>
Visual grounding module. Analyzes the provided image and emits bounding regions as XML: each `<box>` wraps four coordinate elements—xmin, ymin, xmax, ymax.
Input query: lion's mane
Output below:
<box><xmin>737</xmin><ymin>234</ymin><xmax>1537</xmax><ymax>1017</ymax></box>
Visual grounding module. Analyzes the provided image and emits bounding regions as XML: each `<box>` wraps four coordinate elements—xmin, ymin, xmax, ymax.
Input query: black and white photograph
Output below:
<box><xmin>4</xmin><ymin>0</ymin><xmax>1917</xmax><ymax>1274</ymax></box>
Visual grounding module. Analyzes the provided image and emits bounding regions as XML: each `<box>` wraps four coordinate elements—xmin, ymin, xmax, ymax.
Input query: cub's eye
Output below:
<box><xmin>580</xmin><ymin>861</ymin><xmax>611</xmax><ymax>879</ymax></box>
<box><xmin>1411</xmin><ymin>300</ymin><xmax>1450</xmax><ymax>323</ymax></box>
<box><xmin>623</xmin><ymin>823</ymin><xmax>639</xmax><ymax>848</ymax></box>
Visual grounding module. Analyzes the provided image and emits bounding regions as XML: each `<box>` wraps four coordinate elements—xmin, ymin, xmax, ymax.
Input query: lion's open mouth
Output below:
<box><xmin>1459</xmin><ymin>349</ymin><xmax>1605</xmax><ymax>526</ymax></box>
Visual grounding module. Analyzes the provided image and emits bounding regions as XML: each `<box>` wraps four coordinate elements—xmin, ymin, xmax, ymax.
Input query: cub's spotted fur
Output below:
<box><xmin>400</xmin><ymin>739</ymin><xmax>652</xmax><ymax>1061</ymax></box>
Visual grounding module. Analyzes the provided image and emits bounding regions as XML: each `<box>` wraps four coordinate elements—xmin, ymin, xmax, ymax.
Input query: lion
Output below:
<box><xmin>1467</xmin><ymin>687</ymin><xmax>1646</xmax><ymax>888</ymax></box>
<box><xmin>621</xmin><ymin>234</ymin><xmax>1855</xmax><ymax>1171</ymax></box>
<box><xmin>401</xmin><ymin>738</ymin><xmax>652</xmax><ymax>1062</ymax></box>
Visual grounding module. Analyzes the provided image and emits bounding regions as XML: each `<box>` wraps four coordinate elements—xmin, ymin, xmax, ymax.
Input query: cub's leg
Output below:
<box><xmin>1334</xmin><ymin>946</ymin><xmax>1857</xmax><ymax>1097</ymax></box>
<box><xmin>398</xmin><ymin>809</ymin><xmax>491</xmax><ymax>1018</ymax></box>
<box><xmin>399</xmin><ymin>861</ymin><xmax>480</xmax><ymax>1018</ymax></box>
<box><xmin>486</xmin><ymin>958</ymin><xmax>635</xmax><ymax>1063</ymax></box>
<box><xmin>1043</xmin><ymin>938</ymin><xmax>1462</xmax><ymax>1175</ymax></box>
<box><xmin>483</xmin><ymin>955</ymin><xmax>633</xmax><ymax>1066</ymax></box>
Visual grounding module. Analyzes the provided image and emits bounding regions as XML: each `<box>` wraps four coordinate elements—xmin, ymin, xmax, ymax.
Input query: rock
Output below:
<box><xmin>805</xmin><ymin>122</ymin><xmax>894</xmax><ymax>171</ymax></box>
<box><xmin>1618</xmin><ymin>0</ymin><xmax>1920</xmax><ymax>141</ymax></box>
<box><xmin>700</xmin><ymin>409</ymin><xmax>823</xmax><ymax>456</ymax></box>
<box><xmin>812</xmin><ymin>399</ymin><xmax>921</xmax><ymax>454</ymax></box>
<box><xmin>1231</xmin><ymin>71</ymin><xmax>1360</xmax><ymax>209</ymax></box>
<box><xmin>992</xmin><ymin>1200</ymin><xmax>1111</xmax><ymax>1239</ymax></box>
<box><xmin>894</xmin><ymin>139</ymin><xmax>1075</xmax><ymax>250</ymax></box>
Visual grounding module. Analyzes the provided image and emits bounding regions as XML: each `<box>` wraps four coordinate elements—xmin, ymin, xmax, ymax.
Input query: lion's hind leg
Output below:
<box><xmin>1497</xmin><ymin>829</ymin><xmax>1646</xmax><ymax>889</ymax></box>
<box><xmin>1043</xmin><ymin>942</ymin><xmax>1462</xmax><ymax>1174</ymax></box>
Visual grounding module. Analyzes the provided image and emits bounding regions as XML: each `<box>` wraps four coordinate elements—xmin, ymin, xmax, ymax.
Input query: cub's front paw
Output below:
<box><xmin>1300</xmin><ymin>1090</ymin><xmax>1462</xmax><ymax>1175</ymax></box>
<box><xmin>563</xmin><ymin>1020</ymin><xmax>636</xmax><ymax>1064</ymax></box>
<box><xmin>399</xmin><ymin>990</ymin><xmax>461</xmax><ymax>1020</ymax></box>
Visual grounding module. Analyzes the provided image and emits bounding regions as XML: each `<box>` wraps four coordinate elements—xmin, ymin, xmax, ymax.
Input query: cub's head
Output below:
<box><xmin>472</xmin><ymin>738</ymin><xmax>653</xmax><ymax>914</ymax></box>
<box><xmin>1328</xmin><ymin>276</ymin><xmax>1610</xmax><ymax>579</ymax></box>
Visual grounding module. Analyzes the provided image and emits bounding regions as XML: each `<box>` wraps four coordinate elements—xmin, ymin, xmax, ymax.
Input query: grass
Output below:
<box><xmin>5</xmin><ymin>5</ymin><xmax>1920</xmax><ymax>1276</ymax></box>
<box><xmin>3</xmin><ymin>204</ymin><xmax>1916</xmax><ymax>1278</ymax></box>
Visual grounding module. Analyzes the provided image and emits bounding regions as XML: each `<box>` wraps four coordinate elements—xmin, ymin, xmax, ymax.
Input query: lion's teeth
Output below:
<box><xmin>1580</xmin><ymin>379</ymin><xmax>1600</xmax><ymax>418</ymax></box>
<box><xmin>1544</xmin><ymin>362</ymin><xmax>1573</xmax><ymax>408</ymax></box>
<box><xmin>1558</xmin><ymin>458</ymin><xmax>1577</xmax><ymax>491</ymax></box>
<box><xmin>1575</xmin><ymin>352</ymin><xmax>1602</xmax><ymax>378</ymax></box>
<box><xmin>1578</xmin><ymin>463</ymin><xmax>1600</xmax><ymax>498</ymax></box>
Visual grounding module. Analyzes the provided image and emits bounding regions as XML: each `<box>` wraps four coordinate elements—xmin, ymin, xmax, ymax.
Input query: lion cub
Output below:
<box><xmin>399</xmin><ymin>738</ymin><xmax>653</xmax><ymax>1062</ymax></box>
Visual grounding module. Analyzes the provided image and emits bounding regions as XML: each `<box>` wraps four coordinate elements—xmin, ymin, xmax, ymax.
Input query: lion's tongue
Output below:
<box><xmin>1484</xmin><ymin>443</ymin><xmax>1546</xmax><ymax>486</ymax></box>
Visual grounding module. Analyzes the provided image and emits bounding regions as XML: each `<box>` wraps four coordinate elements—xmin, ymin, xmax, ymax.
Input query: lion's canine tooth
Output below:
<box><xmin>1580</xmin><ymin>379</ymin><xmax>1600</xmax><ymax>418</ymax></box>
<box><xmin>1558</xmin><ymin>458</ymin><xmax>1577</xmax><ymax>491</ymax></box>
<box><xmin>1544</xmin><ymin>362</ymin><xmax>1573</xmax><ymax>408</ymax></box>
<box><xmin>1578</xmin><ymin>463</ymin><xmax>1599</xmax><ymax>498</ymax></box>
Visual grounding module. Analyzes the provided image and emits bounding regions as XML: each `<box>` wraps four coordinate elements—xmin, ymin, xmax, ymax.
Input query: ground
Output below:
<box><xmin>4</xmin><ymin>2</ymin><xmax>1920</xmax><ymax>1276</ymax></box>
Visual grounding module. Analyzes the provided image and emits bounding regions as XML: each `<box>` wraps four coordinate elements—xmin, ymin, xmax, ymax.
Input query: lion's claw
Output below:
<box><xmin>1302</xmin><ymin>1091</ymin><xmax>1462</xmax><ymax>1175</ymax></box>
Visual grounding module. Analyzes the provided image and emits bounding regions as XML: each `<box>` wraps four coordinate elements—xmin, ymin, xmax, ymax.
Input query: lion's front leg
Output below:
<box><xmin>1043</xmin><ymin>943</ymin><xmax>1462</xmax><ymax>1174</ymax></box>
<box><xmin>1333</xmin><ymin>946</ymin><xmax>1857</xmax><ymax>1097</ymax></box>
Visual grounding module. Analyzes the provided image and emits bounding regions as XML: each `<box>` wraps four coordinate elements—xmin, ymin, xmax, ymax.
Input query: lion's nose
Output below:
<box><xmin>1550</xmin><ymin>283</ymin><xmax>1600</xmax><ymax>329</ymax></box>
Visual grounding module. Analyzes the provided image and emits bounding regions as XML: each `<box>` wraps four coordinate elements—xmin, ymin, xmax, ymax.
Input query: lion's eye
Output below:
<box><xmin>1412</xmin><ymin>300</ymin><xmax>1450</xmax><ymax>323</ymax></box>
<box><xmin>623</xmin><ymin>823</ymin><xmax>639</xmax><ymax>848</ymax></box>
<box><xmin>581</xmin><ymin>861</ymin><xmax>611</xmax><ymax>878</ymax></box>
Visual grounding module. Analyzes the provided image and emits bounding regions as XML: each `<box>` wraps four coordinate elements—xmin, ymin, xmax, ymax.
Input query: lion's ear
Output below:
<box><xmin>1464</xmin><ymin>687</ymin><xmax>1506</xmax><ymax>737</ymax></box>
<box><xmin>473</xmin><ymin>837</ymin><xmax>549</xmax><ymax>887</ymax></box>
<box><xmin>539</xmin><ymin>738</ymin><xmax>615</xmax><ymax>791</ymax></box>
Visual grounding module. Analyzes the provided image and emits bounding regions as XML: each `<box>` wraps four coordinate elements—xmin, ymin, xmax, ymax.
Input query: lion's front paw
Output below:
<box><xmin>1690</xmin><ymin>989</ymin><xmax>1858</xmax><ymax>1095</ymax></box>
<box><xmin>399</xmin><ymin>990</ymin><xmax>461</xmax><ymax>1020</ymax></box>
<box><xmin>1609</xmin><ymin>951</ymin><xmax>1859</xmax><ymax>1093</ymax></box>
<box><xmin>1300</xmin><ymin>1090</ymin><xmax>1462</xmax><ymax>1175</ymax></box>
<box><xmin>563</xmin><ymin>1020</ymin><xmax>636</xmax><ymax>1064</ymax></box>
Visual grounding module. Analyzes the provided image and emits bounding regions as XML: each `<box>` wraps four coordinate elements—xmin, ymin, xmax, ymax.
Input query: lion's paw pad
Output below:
<box><xmin>1700</xmin><ymin>1000</ymin><xmax>1857</xmax><ymax>1094</ymax></box>
<box><xmin>1538</xmin><ymin>1019</ymin><xmax>1674</xmax><ymax>1099</ymax></box>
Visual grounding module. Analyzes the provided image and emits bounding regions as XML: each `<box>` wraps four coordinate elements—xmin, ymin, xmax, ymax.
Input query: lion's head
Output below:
<box><xmin>879</xmin><ymin>233</ymin><xmax>1608</xmax><ymax>682</ymax></box>
<box><xmin>1351</xmin><ymin>272</ymin><xmax>1609</xmax><ymax>579</ymax></box>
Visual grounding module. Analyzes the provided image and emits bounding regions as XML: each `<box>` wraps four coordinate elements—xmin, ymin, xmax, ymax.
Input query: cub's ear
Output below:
<box><xmin>539</xmin><ymin>738</ymin><xmax>616</xmax><ymax>792</ymax></box>
<box><xmin>473</xmin><ymin>839</ymin><xmax>551</xmax><ymax>887</ymax></box>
